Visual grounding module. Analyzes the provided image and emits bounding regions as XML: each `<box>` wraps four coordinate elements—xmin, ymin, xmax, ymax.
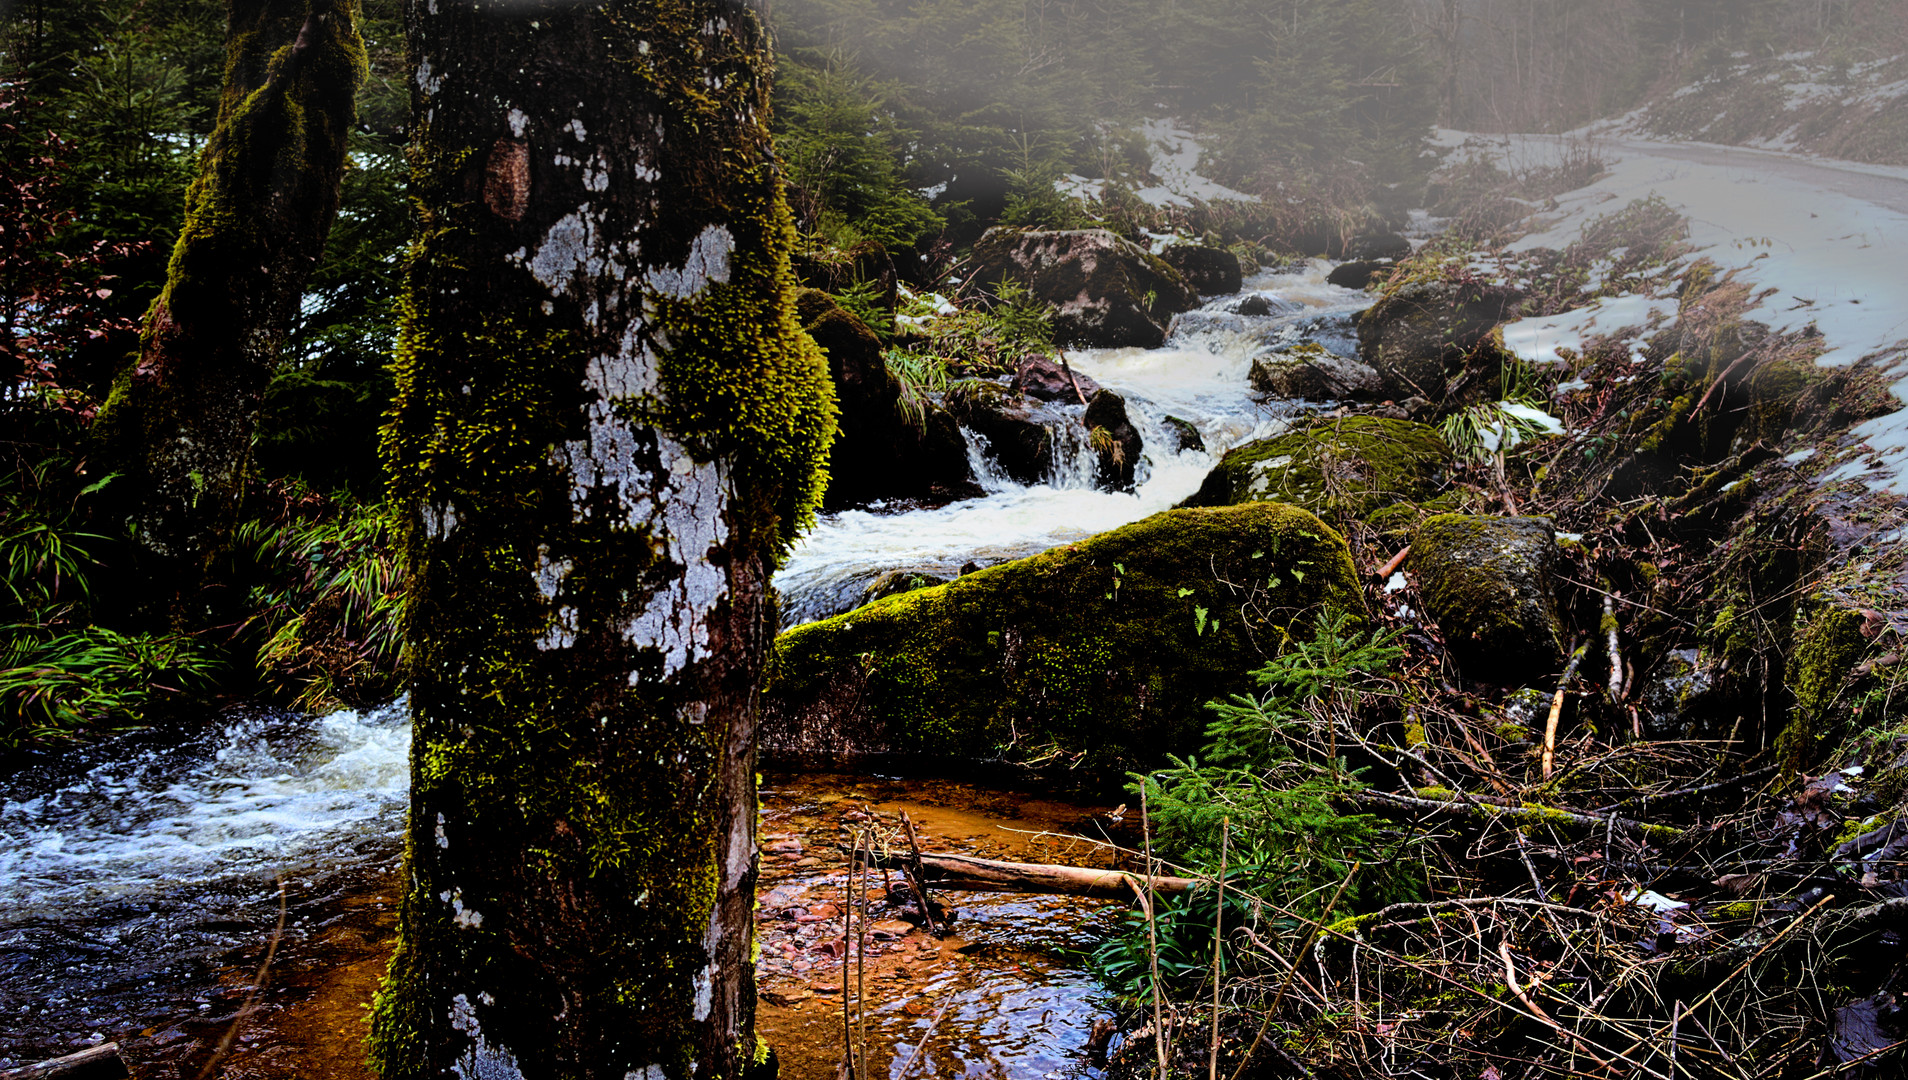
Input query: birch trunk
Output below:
<box><xmin>369</xmin><ymin>2</ymin><xmax>834</xmax><ymax>1078</ymax></box>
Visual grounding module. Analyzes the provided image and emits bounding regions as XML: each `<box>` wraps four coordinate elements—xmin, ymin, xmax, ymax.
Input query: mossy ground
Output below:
<box><xmin>762</xmin><ymin>502</ymin><xmax>1363</xmax><ymax>776</ymax></box>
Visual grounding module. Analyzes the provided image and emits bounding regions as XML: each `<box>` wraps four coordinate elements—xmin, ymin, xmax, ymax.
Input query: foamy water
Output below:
<box><xmin>772</xmin><ymin>260</ymin><xmax>1371</xmax><ymax>626</ymax></box>
<box><xmin>0</xmin><ymin>702</ymin><xmax>410</xmax><ymax>925</ymax></box>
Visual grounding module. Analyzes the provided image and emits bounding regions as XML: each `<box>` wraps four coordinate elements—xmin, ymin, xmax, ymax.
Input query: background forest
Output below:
<box><xmin>2</xmin><ymin>0</ymin><xmax>1906</xmax><ymax>751</ymax></box>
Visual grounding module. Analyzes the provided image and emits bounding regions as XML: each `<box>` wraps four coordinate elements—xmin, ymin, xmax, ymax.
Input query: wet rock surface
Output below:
<box><xmin>1356</xmin><ymin>278</ymin><xmax>1523</xmax><ymax>399</ymax></box>
<box><xmin>1182</xmin><ymin>416</ymin><xmax>1452</xmax><ymax>524</ymax></box>
<box><xmin>973</xmin><ymin>227</ymin><xmax>1199</xmax><ymax>349</ymax></box>
<box><xmin>801</xmin><ymin>292</ymin><xmax>978</xmax><ymax>510</ymax></box>
<box><xmin>1159</xmin><ymin>243</ymin><xmax>1243</xmax><ymax>295</ymax></box>
<box><xmin>1248</xmin><ymin>342</ymin><xmax>1387</xmax><ymax>401</ymax></box>
<box><xmin>1084</xmin><ymin>389</ymin><xmax>1143</xmax><ymax>491</ymax></box>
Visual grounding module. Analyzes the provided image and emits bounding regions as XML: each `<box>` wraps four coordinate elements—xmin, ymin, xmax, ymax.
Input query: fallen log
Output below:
<box><xmin>0</xmin><ymin>1043</ymin><xmax>129</xmax><ymax>1080</ymax></box>
<box><xmin>858</xmin><ymin>849</ymin><xmax>1198</xmax><ymax>900</ymax></box>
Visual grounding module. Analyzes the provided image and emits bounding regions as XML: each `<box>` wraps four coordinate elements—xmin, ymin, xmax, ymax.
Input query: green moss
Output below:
<box><xmin>1411</xmin><ymin>514</ymin><xmax>1564</xmax><ymax>683</ymax></box>
<box><xmin>1413</xmin><ymin>785</ymin><xmax>1454</xmax><ymax>800</ymax></box>
<box><xmin>1182</xmin><ymin>416</ymin><xmax>1452</xmax><ymax>524</ymax></box>
<box><xmin>1776</xmin><ymin>605</ymin><xmax>1870</xmax><ymax>774</ymax></box>
<box><xmin>762</xmin><ymin>503</ymin><xmax>1363</xmax><ymax>774</ymax></box>
<box><xmin>1711</xmin><ymin>901</ymin><xmax>1759</xmax><ymax>920</ymax></box>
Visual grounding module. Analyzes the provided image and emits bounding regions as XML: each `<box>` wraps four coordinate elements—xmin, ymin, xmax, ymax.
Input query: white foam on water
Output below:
<box><xmin>0</xmin><ymin>702</ymin><xmax>411</xmax><ymax>923</ymax></box>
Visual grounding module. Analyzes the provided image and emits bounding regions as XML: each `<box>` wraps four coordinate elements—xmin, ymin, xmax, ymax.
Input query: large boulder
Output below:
<box><xmin>1085</xmin><ymin>389</ymin><xmax>1143</xmax><ymax>491</ymax></box>
<box><xmin>1411</xmin><ymin>514</ymin><xmax>1566</xmax><ymax>685</ymax></box>
<box><xmin>760</xmin><ymin>503</ymin><xmax>1363</xmax><ymax>773</ymax></box>
<box><xmin>1012</xmin><ymin>354</ymin><xmax>1101</xmax><ymax>403</ymax></box>
<box><xmin>801</xmin><ymin>292</ymin><xmax>978</xmax><ymax>510</ymax></box>
<box><xmin>973</xmin><ymin>227</ymin><xmax>1199</xmax><ymax>349</ymax></box>
<box><xmin>1249</xmin><ymin>342</ymin><xmax>1387</xmax><ymax>402</ymax></box>
<box><xmin>1182</xmin><ymin>417</ymin><xmax>1451</xmax><ymax>524</ymax></box>
<box><xmin>1356</xmin><ymin>279</ymin><xmax>1522</xmax><ymax>400</ymax></box>
<box><xmin>1161</xmin><ymin>244</ymin><xmax>1244</xmax><ymax>296</ymax></box>
<box><xmin>1347</xmin><ymin>233</ymin><xmax>1411</xmax><ymax>261</ymax></box>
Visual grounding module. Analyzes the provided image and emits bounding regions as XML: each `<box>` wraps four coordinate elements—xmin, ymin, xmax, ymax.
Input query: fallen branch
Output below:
<box><xmin>1354</xmin><ymin>790</ymin><xmax>1684</xmax><ymax>843</ymax></box>
<box><xmin>857</xmin><ymin>848</ymin><xmax>1198</xmax><ymax>900</ymax></box>
<box><xmin>0</xmin><ymin>1045</ymin><xmax>128</xmax><ymax>1080</ymax></box>
<box><xmin>1543</xmin><ymin>642</ymin><xmax>1589</xmax><ymax>780</ymax></box>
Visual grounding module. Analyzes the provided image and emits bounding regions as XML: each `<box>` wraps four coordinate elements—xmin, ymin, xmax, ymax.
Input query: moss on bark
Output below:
<box><xmin>93</xmin><ymin>0</ymin><xmax>367</xmax><ymax>575</ymax></box>
<box><xmin>368</xmin><ymin>3</ymin><xmax>832</xmax><ymax>1078</ymax></box>
<box><xmin>761</xmin><ymin>503</ymin><xmax>1363</xmax><ymax>775</ymax></box>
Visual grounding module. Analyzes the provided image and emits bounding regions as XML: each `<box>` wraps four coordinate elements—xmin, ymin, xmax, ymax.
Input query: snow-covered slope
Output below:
<box><xmin>1461</xmin><ymin>132</ymin><xmax>1908</xmax><ymax>491</ymax></box>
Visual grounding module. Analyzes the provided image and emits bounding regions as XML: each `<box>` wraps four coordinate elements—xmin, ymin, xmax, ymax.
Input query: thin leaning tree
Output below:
<box><xmin>93</xmin><ymin>0</ymin><xmax>367</xmax><ymax>574</ymax></box>
<box><xmin>369</xmin><ymin>1</ymin><xmax>835</xmax><ymax>1078</ymax></box>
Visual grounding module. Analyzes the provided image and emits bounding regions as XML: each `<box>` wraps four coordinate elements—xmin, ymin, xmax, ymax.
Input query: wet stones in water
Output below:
<box><xmin>946</xmin><ymin>381</ymin><xmax>1060</xmax><ymax>485</ymax></box>
<box><xmin>1085</xmin><ymin>390</ymin><xmax>1144</xmax><ymax>492</ymax></box>
<box><xmin>1159</xmin><ymin>244</ymin><xmax>1243</xmax><ymax>296</ymax></box>
<box><xmin>1162</xmin><ymin>416</ymin><xmax>1204</xmax><ymax>454</ymax></box>
<box><xmin>800</xmin><ymin>290</ymin><xmax>978</xmax><ymax>510</ymax></box>
<box><xmin>972</xmin><ymin>227</ymin><xmax>1198</xmax><ymax>349</ymax></box>
<box><xmin>1236</xmin><ymin>294</ymin><xmax>1275</xmax><ymax>317</ymax></box>
<box><xmin>1013</xmin><ymin>354</ymin><xmax>1100</xmax><ymax>403</ymax></box>
<box><xmin>1410</xmin><ymin>514</ymin><xmax>1567</xmax><ymax>686</ymax></box>
<box><xmin>1249</xmin><ymin>343</ymin><xmax>1387</xmax><ymax>402</ymax></box>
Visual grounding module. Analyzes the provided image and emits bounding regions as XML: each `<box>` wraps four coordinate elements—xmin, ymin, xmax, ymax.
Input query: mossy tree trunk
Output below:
<box><xmin>93</xmin><ymin>0</ymin><xmax>366</xmax><ymax>569</ymax></box>
<box><xmin>368</xmin><ymin>2</ymin><xmax>834</xmax><ymax>1079</ymax></box>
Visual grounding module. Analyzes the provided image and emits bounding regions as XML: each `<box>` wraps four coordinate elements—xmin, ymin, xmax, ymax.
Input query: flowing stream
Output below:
<box><xmin>774</xmin><ymin>261</ymin><xmax>1373</xmax><ymax>626</ymax></box>
<box><xmin>0</xmin><ymin>261</ymin><xmax>1370</xmax><ymax>1078</ymax></box>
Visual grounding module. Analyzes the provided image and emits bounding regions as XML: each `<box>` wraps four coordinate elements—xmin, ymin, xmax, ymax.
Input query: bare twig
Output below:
<box><xmin>196</xmin><ymin>875</ymin><xmax>288</xmax><ymax>1080</ymax></box>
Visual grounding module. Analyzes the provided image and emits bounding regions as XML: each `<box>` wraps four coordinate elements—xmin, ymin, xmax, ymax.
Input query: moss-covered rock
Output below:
<box><xmin>1356</xmin><ymin>278</ymin><xmax>1522</xmax><ymax>400</ymax></box>
<box><xmin>1249</xmin><ymin>341</ymin><xmax>1387</xmax><ymax>402</ymax></box>
<box><xmin>760</xmin><ymin>503</ymin><xmax>1363</xmax><ymax>773</ymax></box>
<box><xmin>973</xmin><ymin>227</ymin><xmax>1199</xmax><ymax>349</ymax></box>
<box><xmin>1412</xmin><ymin>514</ymin><xmax>1566</xmax><ymax>685</ymax></box>
<box><xmin>1160</xmin><ymin>244</ymin><xmax>1244</xmax><ymax>296</ymax></box>
<box><xmin>1182</xmin><ymin>416</ymin><xmax>1452</xmax><ymax>524</ymax></box>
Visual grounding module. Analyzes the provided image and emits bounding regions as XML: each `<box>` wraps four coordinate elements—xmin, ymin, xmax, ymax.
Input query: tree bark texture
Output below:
<box><xmin>93</xmin><ymin>0</ymin><xmax>366</xmax><ymax>564</ymax></box>
<box><xmin>368</xmin><ymin>3</ymin><xmax>834</xmax><ymax>1079</ymax></box>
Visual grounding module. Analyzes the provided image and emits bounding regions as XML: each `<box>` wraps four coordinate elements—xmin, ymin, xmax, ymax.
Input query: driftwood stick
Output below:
<box><xmin>0</xmin><ymin>1045</ymin><xmax>128</xmax><ymax>1080</ymax></box>
<box><xmin>898</xmin><ymin>812</ymin><xmax>941</xmax><ymax>936</ymax></box>
<box><xmin>857</xmin><ymin>848</ymin><xmax>1199</xmax><ymax>899</ymax></box>
<box><xmin>1375</xmin><ymin>545</ymin><xmax>1411</xmax><ymax>579</ymax></box>
<box><xmin>1542</xmin><ymin>642</ymin><xmax>1589</xmax><ymax>780</ymax></box>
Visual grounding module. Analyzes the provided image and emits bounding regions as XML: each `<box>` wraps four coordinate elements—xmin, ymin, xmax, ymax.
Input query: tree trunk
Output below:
<box><xmin>92</xmin><ymin>0</ymin><xmax>366</xmax><ymax>569</ymax></box>
<box><xmin>367</xmin><ymin>2</ymin><xmax>834</xmax><ymax>1079</ymax></box>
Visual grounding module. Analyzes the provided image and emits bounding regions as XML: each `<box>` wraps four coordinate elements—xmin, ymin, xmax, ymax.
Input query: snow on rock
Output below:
<box><xmin>1501</xmin><ymin>294</ymin><xmax>1677</xmax><ymax>366</ymax></box>
<box><xmin>1053</xmin><ymin>119</ymin><xmax>1258</xmax><ymax>210</ymax></box>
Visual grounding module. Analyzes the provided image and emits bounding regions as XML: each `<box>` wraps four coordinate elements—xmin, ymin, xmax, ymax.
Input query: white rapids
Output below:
<box><xmin>772</xmin><ymin>260</ymin><xmax>1372</xmax><ymax>627</ymax></box>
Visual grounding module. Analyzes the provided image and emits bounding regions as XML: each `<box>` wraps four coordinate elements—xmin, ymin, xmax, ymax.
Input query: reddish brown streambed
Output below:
<box><xmin>4</xmin><ymin>760</ymin><xmax>1124</xmax><ymax>1080</ymax></box>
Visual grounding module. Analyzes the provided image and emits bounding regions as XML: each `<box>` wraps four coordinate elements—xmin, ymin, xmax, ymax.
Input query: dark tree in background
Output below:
<box><xmin>91</xmin><ymin>0</ymin><xmax>366</xmax><ymax>574</ymax></box>
<box><xmin>368</xmin><ymin>0</ymin><xmax>833</xmax><ymax>1077</ymax></box>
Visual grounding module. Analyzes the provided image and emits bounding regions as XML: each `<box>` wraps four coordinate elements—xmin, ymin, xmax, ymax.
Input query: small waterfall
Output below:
<box><xmin>771</xmin><ymin>260</ymin><xmax>1375</xmax><ymax>628</ymax></box>
<box><xmin>1043</xmin><ymin>417</ymin><xmax>1101</xmax><ymax>490</ymax></box>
